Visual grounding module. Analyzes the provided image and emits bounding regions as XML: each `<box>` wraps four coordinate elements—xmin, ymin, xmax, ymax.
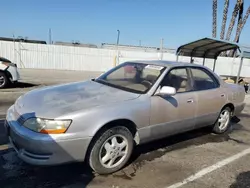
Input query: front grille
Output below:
<box><xmin>23</xmin><ymin>150</ymin><xmax>51</xmax><ymax>160</ymax></box>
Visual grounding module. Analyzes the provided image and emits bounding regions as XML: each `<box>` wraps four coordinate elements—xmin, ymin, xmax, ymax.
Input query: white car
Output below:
<box><xmin>0</xmin><ymin>57</ymin><xmax>20</xmax><ymax>88</ymax></box>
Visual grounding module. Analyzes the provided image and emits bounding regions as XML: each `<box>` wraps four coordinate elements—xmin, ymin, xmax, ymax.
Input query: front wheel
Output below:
<box><xmin>213</xmin><ymin>107</ymin><xmax>232</xmax><ymax>134</ymax></box>
<box><xmin>88</xmin><ymin>126</ymin><xmax>134</xmax><ymax>175</ymax></box>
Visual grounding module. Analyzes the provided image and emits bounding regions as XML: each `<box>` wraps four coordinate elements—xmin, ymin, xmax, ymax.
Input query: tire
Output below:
<box><xmin>0</xmin><ymin>72</ymin><xmax>9</xmax><ymax>89</ymax></box>
<box><xmin>213</xmin><ymin>107</ymin><xmax>232</xmax><ymax>134</ymax></box>
<box><xmin>88</xmin><ymin>126</ymin><xmax>134</xmax><ymax>175</ymax></box>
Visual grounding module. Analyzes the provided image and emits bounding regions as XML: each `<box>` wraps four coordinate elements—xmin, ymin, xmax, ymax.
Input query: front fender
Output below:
<box><xmin>65</xmin><ymin>96</ymin><xmax>151</xmax><ymax>138</ymax></box>
<box><xmin>6</xmin><ymin>66</ymin><xmax>20</xmax><ymax>81</ymax></box>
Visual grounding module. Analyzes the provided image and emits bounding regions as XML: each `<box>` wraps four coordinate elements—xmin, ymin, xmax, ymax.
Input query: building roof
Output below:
<box><xmin>0</xmin><ymin>37</ymin><xmax>47</xmax><ymax>44</ymax></box>
<box><xmin>54</xmin><ymin>41</ymin><xmax>98</xmax><ymax>48</ymax></box>
<box><xmin>101</xmin><ymin>43</ymin><xmax>176</xmax><ymax>53</ymax></box>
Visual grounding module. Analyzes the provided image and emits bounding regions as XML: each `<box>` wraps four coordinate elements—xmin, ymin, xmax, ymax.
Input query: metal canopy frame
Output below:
<box><xmin>176</xmin><ymin>37</ymin><xmax>250</xmax><ymax>83</ymax></box>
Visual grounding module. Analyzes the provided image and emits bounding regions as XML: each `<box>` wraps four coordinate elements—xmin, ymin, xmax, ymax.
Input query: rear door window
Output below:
<box><xmin>190</xmin><ymin>68</ymin><xmax>219</xmax><ymax>91</ymax></box>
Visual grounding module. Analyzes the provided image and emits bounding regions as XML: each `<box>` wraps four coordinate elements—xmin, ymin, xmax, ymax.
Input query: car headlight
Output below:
<box><xmin>23</xmin><ymin>118</ymin><xmax>72</xmax><ymax>134</ymax></box>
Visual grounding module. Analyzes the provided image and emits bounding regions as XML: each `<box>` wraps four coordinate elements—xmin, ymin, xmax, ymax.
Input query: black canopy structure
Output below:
<box><xmin>176</xmin><ymin>37</ymin><xmax>250</xmax><ymax>83</ymax></box>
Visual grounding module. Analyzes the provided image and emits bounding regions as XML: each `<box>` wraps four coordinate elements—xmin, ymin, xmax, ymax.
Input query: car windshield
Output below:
<box><xmin>95</xmin><ymin>62</ymin><xmax>166</xmax><ymax>94</ymax></box>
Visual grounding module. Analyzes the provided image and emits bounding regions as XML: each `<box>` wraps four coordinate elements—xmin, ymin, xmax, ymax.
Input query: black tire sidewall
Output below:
<box><xmin>89</xmin><ymin>126</ymin><xmax>134</xmax><ymax>175</ymax></box>
<box><xmin>0</xmin><ymin>72</ymin><xmax>9</xmax><ymax>89</ymax></box>
<box><xmin>213</xmin><ymin>107</ymin><xmax>232</xmax><ymax>134</ymax></box>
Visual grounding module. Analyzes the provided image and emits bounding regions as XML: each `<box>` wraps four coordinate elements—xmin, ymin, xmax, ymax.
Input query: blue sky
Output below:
<box><xmin>1</xmin><ymin>0</ymin><xmax>250</xmax><ymax>48</ymax></box>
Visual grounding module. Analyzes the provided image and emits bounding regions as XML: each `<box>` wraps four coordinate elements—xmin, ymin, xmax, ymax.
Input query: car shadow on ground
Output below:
<box><xmin>230</xmin><ymin>171</ymin><xmax>250</xmax><ymax>188</ymax></box>
<box><xmin>15</xmin><ymin>82</ymin><xmax>38</xmax><ymax>88</ymax></box>
<box><xmin>3</xmin><ymin>82</ymin><xmax>38</xmax><ymax>89</ymax></box>
<box><xmin>0</xmin><ymin>120</ymin><xmax>8</xmax><ymax>145</ymax></box>
<box><xmin>130</xmin><ymin>127</ymin><xmax>221</xmax><ymax>165</ymax></box>
<box><xmin>238</xmin><ymin>113</ymin><xmax>250</xmax><ymax>118</ymax></box>
<box><xmin>128</xmin><ymin>117</ymin><xmax>245</xmax><ymax>169</ymax></box>
<box><xmin>0</xmin><ymin>116</ymin><xmax>95</xmax><ymax>188</ymax></box>
<box><xmin>0</xmin><ymin>158</ymin><xmax>95</xmax><ymax>188</ymax></box>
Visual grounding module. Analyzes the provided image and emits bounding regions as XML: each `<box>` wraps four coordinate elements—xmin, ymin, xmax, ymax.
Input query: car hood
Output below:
<box><xmin>15</xmin><ymin>80</ymin><xmax>140</xmax><ymax>119</ymax></box>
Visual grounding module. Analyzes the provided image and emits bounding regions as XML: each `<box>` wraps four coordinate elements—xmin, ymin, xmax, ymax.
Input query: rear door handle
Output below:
<box><xmin>187</xmin><ymin>99</ymin><xmax>194</xmax><ymax>103</ymax></box>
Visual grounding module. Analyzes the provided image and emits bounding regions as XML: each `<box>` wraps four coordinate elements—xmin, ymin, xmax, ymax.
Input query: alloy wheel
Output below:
<box><xmin>218</xmin><ymin>110</ymin><xmax>230</xmax><ymax>131</ymax></box>
<box><xmin>0</xmin><ymin>76</ymin><xmax>5</xmax><ymax>87</ymax></box>
<box><xmin>99</xmin><ymin>134</ymin><xmax>128</xmax><ymax>169</ymax></box>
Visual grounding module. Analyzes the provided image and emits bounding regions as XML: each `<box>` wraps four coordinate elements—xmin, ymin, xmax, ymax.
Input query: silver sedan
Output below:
<box><xmin>5</xmin><ymin>60</ymin><xmax>246</xmax><ymax>174</ymax></box>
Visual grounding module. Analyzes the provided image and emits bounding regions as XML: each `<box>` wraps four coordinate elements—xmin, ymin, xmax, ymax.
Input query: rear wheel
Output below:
<box><xmin>88</xmin><ymin>126</ymin><xmax>134</xmax><ymax>175</ymax></box>
<box><xmin>0</xmin><ymin>72</ymin><xmax>9</xmax><ymax>89</ymax></box>
<box><xmin>213</xmin><ymin>107</ymin><xmax>232</xmax><ymax>134</ymax></box>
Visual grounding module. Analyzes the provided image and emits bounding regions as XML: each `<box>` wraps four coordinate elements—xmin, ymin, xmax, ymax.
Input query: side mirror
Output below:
<box><xmin>159</xmin><ymin>86</ymin><xmax>176</xmax><ymax>96</ymax></box>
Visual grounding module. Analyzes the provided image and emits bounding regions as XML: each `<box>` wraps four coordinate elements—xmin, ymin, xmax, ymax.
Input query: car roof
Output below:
<box><xmin>130</xmin><ymin>60</ymin><xmax>204</xmax><ymax>68</ymax></box>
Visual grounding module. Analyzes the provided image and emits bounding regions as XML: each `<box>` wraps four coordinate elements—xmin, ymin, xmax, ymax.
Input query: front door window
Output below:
<box><xmin>160</xmin><ymin>68</ymin><xmax>192</xmax><ymax>93</ymax></box>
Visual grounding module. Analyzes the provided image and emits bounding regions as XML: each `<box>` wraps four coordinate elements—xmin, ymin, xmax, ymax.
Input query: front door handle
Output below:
<box><xmin>221</xmin><ymin>94</ymin><xmax>225</xmax><ymax>97</ymax></box>
<box><xmin>187</xmin><ymin>99</ymin><xmax>194</xmax><ymax>103</ymax></box>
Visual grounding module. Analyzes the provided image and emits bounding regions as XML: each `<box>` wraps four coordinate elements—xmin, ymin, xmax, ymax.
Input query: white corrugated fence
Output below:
<box><xmin>0</xmin><ymin>40</ymin><xmax>250</xmax><ymax>77</ymax></box>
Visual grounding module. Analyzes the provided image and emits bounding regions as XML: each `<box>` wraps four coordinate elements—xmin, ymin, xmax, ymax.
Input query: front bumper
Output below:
<box><xmin>5</xmin><ymin>118</ymin><xmax>92</xmax><ymax>166</ymax></box>
<box><xmin>6</xmin><ymin>66</ymin><xmax>20</xmax><ymax>82</ymax></box>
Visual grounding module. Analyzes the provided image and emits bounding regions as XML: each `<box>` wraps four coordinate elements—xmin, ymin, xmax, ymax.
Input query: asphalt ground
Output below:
<box><xmin>0</xmin><ymin>68</ymin><xmax>250</xmax><ymax>188</ymax></box>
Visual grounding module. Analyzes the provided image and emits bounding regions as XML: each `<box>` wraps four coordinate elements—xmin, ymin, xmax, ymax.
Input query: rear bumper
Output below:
<box><xmin>5</xmin><ymin>120</ymin><xmax>92</xmax><ymax>166</ymax></box>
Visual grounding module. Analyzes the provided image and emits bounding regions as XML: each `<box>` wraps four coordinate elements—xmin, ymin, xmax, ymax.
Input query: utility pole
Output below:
<box><xmin>18</xmin><ymin>40</ymin><xmax>22</xmax><ymax>68</ymax></box>
<box><xmin>116</xmin><ymin>30</ymin><xmax>120</xmax><ymax>66</ymax></box>
<box><xmin>12</xmin><ymin>34</ymin><xmax>16</xmax><ymax>63</ymax></box>
<box><xmin>116</xmin><ymin>30</ymin><xmax>120</xmax><ymax>46</ymax></box>
<box><xmin>49</xmin><ymin>28</ymin><xmax>52</xmax><ymax>44</ymax></box>
<box><xmin>160</xmin><ymin>38</ymin><xmax>164</xmax><ymax>60</ymax></box>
